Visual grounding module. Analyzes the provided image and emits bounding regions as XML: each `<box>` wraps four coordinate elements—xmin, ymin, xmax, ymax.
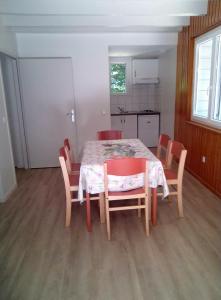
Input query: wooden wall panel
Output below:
<box><xmin>175</xmin><ymin>0</ymin><xmax>221</xmax><ymax>197</ymax></box>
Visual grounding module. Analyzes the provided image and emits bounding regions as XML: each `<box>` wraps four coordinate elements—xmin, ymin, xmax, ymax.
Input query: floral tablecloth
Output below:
<box><xmin>78</xmin><ymin>139</ymin><xmax>169</xmax><ymax>201</ymax></box>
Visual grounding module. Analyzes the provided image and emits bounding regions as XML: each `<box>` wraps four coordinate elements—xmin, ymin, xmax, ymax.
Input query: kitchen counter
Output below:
<box><xmin>111</xmin><ymin>110</ymin><xmax>160</xmax><ymax>116</ymax></box>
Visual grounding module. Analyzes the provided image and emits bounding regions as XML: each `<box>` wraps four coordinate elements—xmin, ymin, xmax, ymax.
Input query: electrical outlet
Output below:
<box><xmin>202</xmin><ymin>156</ymin><xmax>206</xmax><ymax>163</ymax></box>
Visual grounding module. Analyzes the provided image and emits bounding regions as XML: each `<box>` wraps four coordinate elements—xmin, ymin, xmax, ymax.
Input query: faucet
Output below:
<box><xmin>118</xmin><ymin>106</ymin><xmax>125</xmax><ymax>113</ymax></box>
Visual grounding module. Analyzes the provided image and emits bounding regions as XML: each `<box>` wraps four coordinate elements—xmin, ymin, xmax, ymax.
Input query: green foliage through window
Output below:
<box><xmin>110</xmin><ymin>64</ymin><xmax>126</xmax><ymax>94</ymax></box>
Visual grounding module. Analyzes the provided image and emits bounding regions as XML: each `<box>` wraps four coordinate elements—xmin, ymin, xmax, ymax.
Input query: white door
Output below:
<box><xmin>19</xmin><ymin>58</ymin><xmax>77</xmax><ymax>168</ymax></box>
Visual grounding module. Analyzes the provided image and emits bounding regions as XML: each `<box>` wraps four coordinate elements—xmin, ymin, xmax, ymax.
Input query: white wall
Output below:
<box><xmin>158</xmin><ymin>47</ymin><xmax>177</xmax><ymax>138</ymax></box>
<box><xmin>16</xmin><ymin>32</ymin><xmax>177</xmax><ymax>154</ymax></box>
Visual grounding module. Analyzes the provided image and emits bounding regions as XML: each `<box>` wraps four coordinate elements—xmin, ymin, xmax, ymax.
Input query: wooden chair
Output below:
<box><xmin>97</xmin><ymin>130</ymin><xmax>122</xmax><ymax>140</ymax></box>
<box><xmin>159</xmin><ymin>141</ymin><xmax>187</xmax><ymax>217</ymax></box>
<box><xmin>59</xmin><ymin>147</ymin><xmax>100</xmax><ymax>231</ymax></box>
<box><xmin>64</xmin><ymin>138</ymin><xmax>81</xmax><ymax>174</ymax></box>
<box><xmin>59</xmin><ymin>147</ymin><xmax>81</xmax><ymax>227</ymax></box>
<box><xmin>156</xmin><ymin>134</ymin><xmax>171</xmax><ymax>169</ymax></box>
<box><xmin>104</xmin><ymin>157</ymin><xmax>149</xmax><ymax>240</ymax></box>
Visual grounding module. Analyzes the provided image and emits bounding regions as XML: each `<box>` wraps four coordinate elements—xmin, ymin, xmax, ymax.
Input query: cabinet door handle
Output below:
<box><xmin>121</xmin><ymin>119</ymin><xmax>122</xmax><ymax>123</ymax></box>
<box><xmin>124</xmin><ymin>119</ymin><xmax>125</xmax><ymax>123</ymax></box>
<box><xmin>134</xmin><ymin>70</ymin><xmax>136</xmax><ymax>77</ymax></box>
<box><xmin>147</xmin><ymin>121</ymin><xmax>151</xmax><ymax>124</ymax></box>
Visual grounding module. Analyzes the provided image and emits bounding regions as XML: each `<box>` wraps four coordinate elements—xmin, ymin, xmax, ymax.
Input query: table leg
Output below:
<box><xmin>86</xmin><ymin>192</ymin><xmax>92</xmax><ymax>232</ymax></box>
<box><xmin>99</xmin><ymin>192</ymin><xmax>105</xmax><ymax>223</ymax></box>
<box><xmin>151</xmin><ymin>188</ymin><xmax>157</xmax><ymax>225</ymax></box>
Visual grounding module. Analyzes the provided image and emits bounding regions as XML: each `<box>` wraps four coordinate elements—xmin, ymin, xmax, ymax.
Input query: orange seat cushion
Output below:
<box><xmin>164</xmin><ymin>169</ymin><xmax>177</xmax><ymax>180</ymax></box>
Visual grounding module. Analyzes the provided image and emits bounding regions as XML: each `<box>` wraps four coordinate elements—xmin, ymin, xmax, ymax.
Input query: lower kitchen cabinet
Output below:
<box><xmin>138</xmin><ymin>115</ymin><xmax>159</xmax><ymax>147</ymax></box>
<box><xmin>111</xmin><ymin>115</ymin><xmax>137</xmax><ymax>139</ymax></box>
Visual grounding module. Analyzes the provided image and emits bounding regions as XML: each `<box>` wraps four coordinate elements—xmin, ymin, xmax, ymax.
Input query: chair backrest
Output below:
<box><xmin>104</xmin><ymin>157</ymin><xmax>148</xmax><ymax>195</ymax></box>
<box><xmin>59</xmin><ymin>147</ymin><xmax>71</xmax><ymax>192</ymax></box>
<box><xmin>64</xmin><ymin>138</ymin><xmax>77</xmax><ymax>169</ymax></box>
<box><xmin>156</xmin><ymin>133</ymin><xmax>170</xmax><ymax>156</ymax></box>
<box><xmin>64</xmin><ymin>144</ymin><xmax>72</xmax><ymax>173</ymax></box>
<box><xmin>64</xmin><ymin>138</ymin><xmax>70</xmax><ymax>151</ymax></box>
<box><xmin>60</xmin><ymin>146</ymin><xmax>67</xmax><ymax>161</ymax></box>
<box><xmin>97</xmin><ymin>130</ymin><xmax>122</xmax><ymax>140</ymax></box>
<box><xmin>168</xmin><ymin>141</ymin><xmax>187</xmax><ymax>182</ymax></box>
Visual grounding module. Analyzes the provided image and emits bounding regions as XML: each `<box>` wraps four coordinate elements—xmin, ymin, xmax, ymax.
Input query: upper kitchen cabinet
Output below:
<box><xmin>132</xmin><ymin>59</ymin><xmax>159</xmax><ymax>84</ymax></box>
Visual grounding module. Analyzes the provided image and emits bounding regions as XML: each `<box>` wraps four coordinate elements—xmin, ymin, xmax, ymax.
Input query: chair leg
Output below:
<box><xmin>65</xmin><ymin>194</ymin><xmax>72</xmax><ymax>227</ymax></box>
<box><xmin>86</xmin><ymin>192</ymin><xmax>92</xmax><ymax>232</ymax></box>
<box><xmin>99</xmin><ymin>192</ymin><xmax>105</xmax><ymax>223</ymax></box>
<box><xmin>177</xmin><ymin>186</ymin><xmax>184</xmax><ymax>218</ymax></box>
<box><xmin>138</xmin><ymin>198</ymin><xmax>141</xmax><ymax>218</ymax></box>
<box><xmin>145</xmin><ymin>195</ymin><xmax>149</xmax><ymax>236</ymax></box>
<box><xmin>105</xmin><ymin>197</ymin><xmax>111</xmax><ymax>240</ymax></box>
<box><xmin>151</xmin><ymin>188</ymin><xmax>157</xmax><ymax>225</ymax></box>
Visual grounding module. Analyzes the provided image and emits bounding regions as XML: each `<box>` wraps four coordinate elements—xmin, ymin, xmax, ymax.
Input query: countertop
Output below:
<box><xmin>111</xmin><ymin>110</ymin><xmax>160</xmax><ymax>116</ymax></box>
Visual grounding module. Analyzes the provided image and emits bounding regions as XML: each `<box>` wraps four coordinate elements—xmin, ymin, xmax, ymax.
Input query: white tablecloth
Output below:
<box><xmin>78</xmin><ymin>139</ymin><xmax>169</xmax><ymax>201</ymax></box>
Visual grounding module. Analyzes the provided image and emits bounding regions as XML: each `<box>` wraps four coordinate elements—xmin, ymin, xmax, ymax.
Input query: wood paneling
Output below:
<box><xmin>175</xmin><ymin>0</ymin><xmax>221</xmax><ymax>197</ymax></box>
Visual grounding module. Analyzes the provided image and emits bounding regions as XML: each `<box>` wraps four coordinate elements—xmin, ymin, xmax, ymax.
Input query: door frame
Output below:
<box><xmin>0</xmin><ymin>52</ymin><xmax>29</xmax><ymax>169</ymax></box>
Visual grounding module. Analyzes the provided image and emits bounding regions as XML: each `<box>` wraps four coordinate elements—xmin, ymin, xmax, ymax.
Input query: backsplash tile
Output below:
<box><xmin>110</xmin><ymin>83</ymin><xmax>160</xmax><ymax>113</ymax></box>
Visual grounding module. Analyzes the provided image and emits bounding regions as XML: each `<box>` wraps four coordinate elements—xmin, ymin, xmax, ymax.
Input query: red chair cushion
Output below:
<box><xmin>164</xmin><ymin>169</ymin><xmax>177</xmax><ymax>180</ymax></box>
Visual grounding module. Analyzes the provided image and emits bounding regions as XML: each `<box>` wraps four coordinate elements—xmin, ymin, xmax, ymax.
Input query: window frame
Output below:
<box><xmin>110</xmin><ymin>62</ymin><xmax>128</xmax><ymax>95</ymax></box>
<box><xmin>192</xmin><ymin>26</ymin><xmax>221</xmax><ymax>129</ymax></box>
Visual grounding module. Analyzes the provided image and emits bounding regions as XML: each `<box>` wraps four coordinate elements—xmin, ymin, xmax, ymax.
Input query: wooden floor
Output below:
<box><xmin>0</xmin><ymin>168</ymin><xmax>221</xmax><ymax>300</ymax></box>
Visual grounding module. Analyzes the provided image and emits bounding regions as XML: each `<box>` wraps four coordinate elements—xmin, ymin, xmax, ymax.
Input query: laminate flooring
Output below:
<box><xmin>0</xmin><ymin>168</ymin><xmax>221</xmax><ymax>300</ymax></box>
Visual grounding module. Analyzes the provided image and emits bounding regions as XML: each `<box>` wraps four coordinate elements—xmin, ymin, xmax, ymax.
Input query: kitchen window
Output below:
<box><xmin>192</xmin><ymin>26</ymin><xmax>221</xmax><ymax>128</ymax></box>
<box><xmin>110</xmin><ymin>63</ymin><xmax>127</xmax><ymax>94</ymax></box>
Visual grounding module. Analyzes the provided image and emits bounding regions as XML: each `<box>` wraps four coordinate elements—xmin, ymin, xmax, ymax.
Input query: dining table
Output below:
<box><xmin>78</xmin><ymin>138</ymin><xmax>169</xmax><ymax>231</ymax></box>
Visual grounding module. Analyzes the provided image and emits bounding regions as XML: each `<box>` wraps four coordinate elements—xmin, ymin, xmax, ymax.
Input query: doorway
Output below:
<box><xmin>1</xmin><ymin>53</ymin><xmax>27</xmax><ymax>169</ymax></box>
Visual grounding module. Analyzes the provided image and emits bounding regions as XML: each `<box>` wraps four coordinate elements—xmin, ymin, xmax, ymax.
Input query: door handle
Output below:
<box><xmin>66</xmin><ymin>109</ymin><xmax>75</xmax><ymax>123</ymax></box>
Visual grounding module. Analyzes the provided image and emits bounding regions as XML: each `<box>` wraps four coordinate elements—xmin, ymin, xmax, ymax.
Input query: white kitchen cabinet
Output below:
<box><xmin>138</xmin><ymin>115</ymin><xmax>159</xmax><ymax>147</ymax></box>
<box><xmin>133</xmin><ymin>59</ymin><xmax>159</xmax><ymax>84</ymax></box>
<box><xmin>123</xmin><ymin>115</ymin><xmax>137</xmax><ymax>138</ymax></box>
<box><xmin>111</xmin><ymin>115</ymin><xmax>122</xmax><ymax>132</ymax></box>
<box><xmin>111</xmin><ymin>115</ymin><xmax>137</xmax><ymax>139</ymax></box>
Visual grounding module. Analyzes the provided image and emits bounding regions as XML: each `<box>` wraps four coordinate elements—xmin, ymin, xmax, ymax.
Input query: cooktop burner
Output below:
<box><xmin>143</xmin><ymin>110</ymin><xmax>154</xmax><ymax>112</ymax></box>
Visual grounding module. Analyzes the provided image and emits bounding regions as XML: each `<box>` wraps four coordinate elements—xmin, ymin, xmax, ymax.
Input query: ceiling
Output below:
<box><xmin>0</xmin><ymin>0</ymin><xmax>208</xmax><ymax>34</ymax></box>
